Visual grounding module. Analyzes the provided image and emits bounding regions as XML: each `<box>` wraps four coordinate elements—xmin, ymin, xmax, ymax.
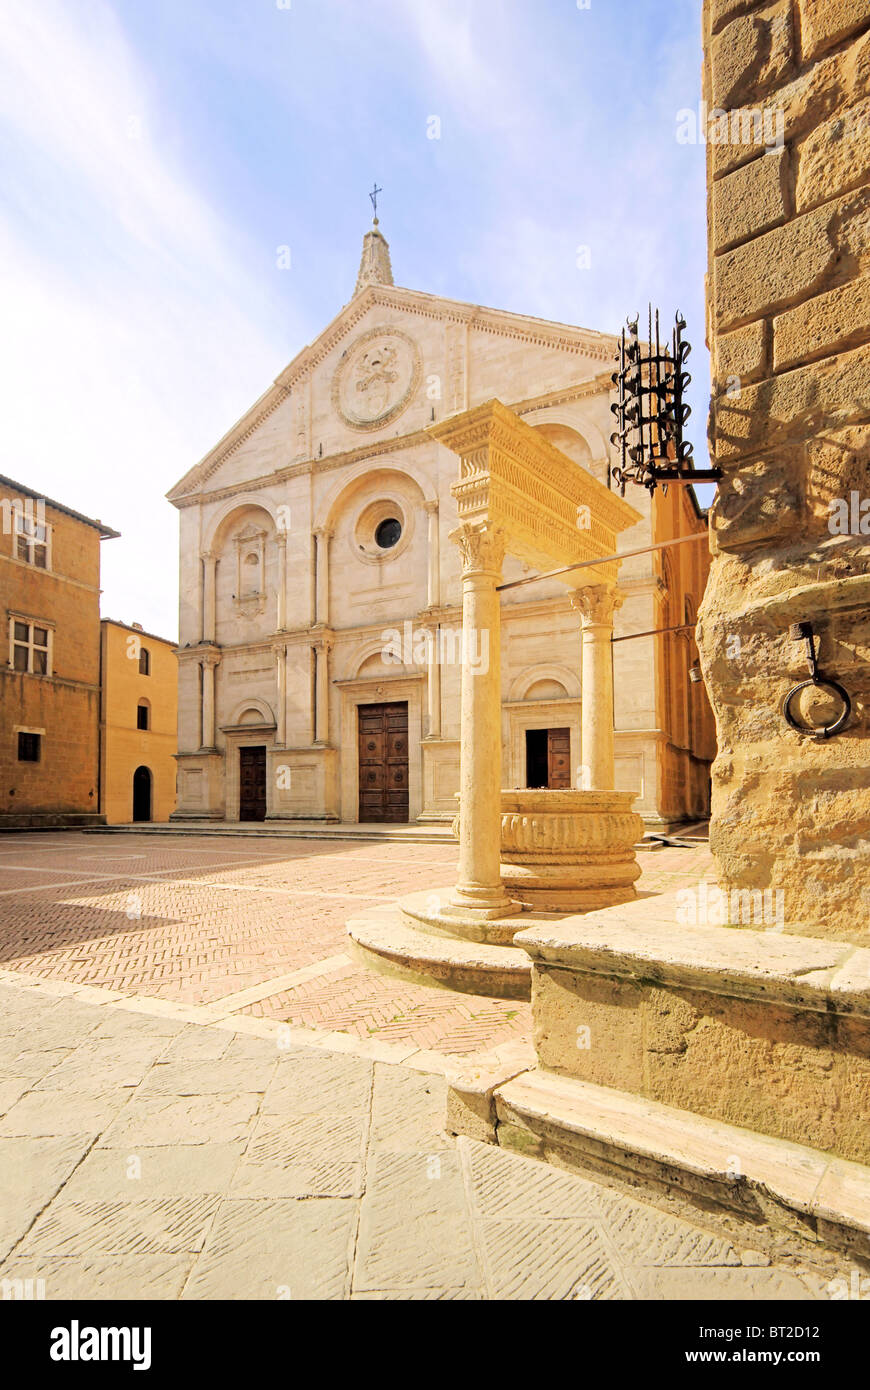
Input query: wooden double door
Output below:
<box><xmin>525</xmin><ymin>727</ymin><xmax>571</xmax><ymax>789</ymax></box>
<box><xmin>239</xmin><ymin>746</ymin><xmax>267</xmax><ymax>822</ymax></box>
<box><xmin>358</xmin><ymin>702</ymin><xmax>409</xmax><ymax>823</ymax></box>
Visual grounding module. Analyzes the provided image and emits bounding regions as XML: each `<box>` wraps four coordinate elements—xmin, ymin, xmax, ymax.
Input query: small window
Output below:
<box><xmin>137</xmin><ymin>702</ymin><xmax>150</xmax><ymax>731</ymax></box>
<box><xmin>375</xmin><ymin>517</ymin><xmax>402</xmax><ymax>550</ymax></box>
<box><xmin>10</xmin><ymin>619</ymin><xmax>50</xmax><ymax>675</ymax></box>
<box><xmin>139</xmin><ymin>647</ymin><xmax>150</xmax><ymax>675</ymax></box>
<box><xmin>14</xmin><ymin>511</ymin><xmax>49</xmax><ymax>569</ymax></box>
<box><xmin>18</xmin><ymin>732</ymin><xmax>41</xmax><ymax>762</ymax></box>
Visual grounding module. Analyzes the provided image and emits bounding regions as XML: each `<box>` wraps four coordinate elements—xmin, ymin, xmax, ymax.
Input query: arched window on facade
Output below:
<box><xmin>139</xmin><ymin>647</ymin><xmax>150</xmax><ymax>675</ymax></box>
<box><xmin>137</xmin><ymin>700</ymin><xmax>150</xmax><ymax>731</ymax></box>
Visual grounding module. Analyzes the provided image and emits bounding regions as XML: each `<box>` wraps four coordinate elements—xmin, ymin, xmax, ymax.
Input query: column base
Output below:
<box><xmin>443</xmin><ymin>886</ymin><xmax>523</xmax><ymax>921</ymax></box>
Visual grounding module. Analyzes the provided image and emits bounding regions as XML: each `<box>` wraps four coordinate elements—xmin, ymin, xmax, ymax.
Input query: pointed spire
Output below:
<box><xmin>354</xmin><ymin>219</ymin><xmax>394</xmax><ymax>296</ymax></box>
<box><xmin>354</xmin><ymin>186</ymin><xmax>393</xmax><ymax>296</ymax></box>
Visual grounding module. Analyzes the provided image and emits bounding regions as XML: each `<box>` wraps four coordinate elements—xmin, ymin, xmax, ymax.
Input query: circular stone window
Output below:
<box><xmin>353</xmin><ymin>497</ymin><xmax>411</xmax><ymax>563</ymax></box>
<box><xmin>375</xmin><ymin>517</ymin><xmax>402</xmax><ymax>550</ymax></box>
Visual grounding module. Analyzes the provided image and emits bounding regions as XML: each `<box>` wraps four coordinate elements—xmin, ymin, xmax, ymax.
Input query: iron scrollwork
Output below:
<box><xmin>610</xmin><ymin>307</ymin><xmax>722</xmax><ymax>496</ymax></box>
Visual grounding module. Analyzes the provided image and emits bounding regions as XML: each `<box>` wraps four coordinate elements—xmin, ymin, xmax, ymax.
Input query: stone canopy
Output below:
<box><xmin>430</xmin><ymin>398</ymin><xmax>640</xmax><ymax>586</ymax></box>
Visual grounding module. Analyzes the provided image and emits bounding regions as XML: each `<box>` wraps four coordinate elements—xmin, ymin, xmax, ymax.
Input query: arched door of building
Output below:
<box><xmin>133</xmin><ymin>766</ymin><xmax>152</xmax><ymax>822</ymax></box>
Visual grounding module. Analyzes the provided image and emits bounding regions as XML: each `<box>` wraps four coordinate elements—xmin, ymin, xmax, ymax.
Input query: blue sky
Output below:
<box><xmin>0</xmin><ymin>0</ymin><xmax>710</xmax><ymax>639</ymax></box>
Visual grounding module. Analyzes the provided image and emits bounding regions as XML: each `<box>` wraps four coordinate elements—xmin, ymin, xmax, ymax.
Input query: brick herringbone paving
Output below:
<box><xmin>241</xmin><ymin>962</ymin><xmax>530</xmax><ymax>1055</ymax></box>
<box><xmin>0</xmin><ymin>831</ymin><xmax>713</xmax><ymax>1057</ymax></box>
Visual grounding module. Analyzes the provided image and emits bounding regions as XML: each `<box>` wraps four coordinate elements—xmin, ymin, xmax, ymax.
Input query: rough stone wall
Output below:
<box><xmin>698</xmin><ymin>0</ymin><xmax>870</xmax><ymax>937</ymax></box>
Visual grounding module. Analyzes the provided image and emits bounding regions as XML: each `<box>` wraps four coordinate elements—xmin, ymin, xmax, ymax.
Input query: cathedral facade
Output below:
<box><xmin>168</xmin><ymin>225</ymin><xmax>713</xmax><ymax>827</ymax></box>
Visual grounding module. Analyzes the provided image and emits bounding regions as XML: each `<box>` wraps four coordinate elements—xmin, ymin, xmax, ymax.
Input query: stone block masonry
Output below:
<box><xmin>698</xmin><ymin>0</ymin><xmax>870</xmax><ymax>938</ymax></box>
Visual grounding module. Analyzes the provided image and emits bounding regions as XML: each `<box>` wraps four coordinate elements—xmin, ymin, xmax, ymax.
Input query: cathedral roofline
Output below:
<box><xmin>166</xmin><ymin>281</ymin><xmax>620</xmax><ymax>505</ymax></box>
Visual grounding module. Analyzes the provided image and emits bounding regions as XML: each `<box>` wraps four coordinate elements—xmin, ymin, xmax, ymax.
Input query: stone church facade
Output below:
<box><xmin>168</xmin><ymin>225</ymin><xmax>714</xmax><ymax>827</ymax></box>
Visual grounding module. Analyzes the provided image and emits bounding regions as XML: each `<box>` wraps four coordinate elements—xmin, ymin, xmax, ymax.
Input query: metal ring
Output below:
<box><xmin>781</xmin><ymin>678</ymin><xmax>852</xmax><ymax>739</ymax></box>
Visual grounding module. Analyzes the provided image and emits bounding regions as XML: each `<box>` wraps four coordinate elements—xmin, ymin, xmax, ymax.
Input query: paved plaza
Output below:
<box><xmin>0</xmin><ymin>831</ymin><xmax>713</xmax><ymax>1057</ymax></box>
<box><xmin>0</xmin><ymin>831</ymin><xmax>836</xmax><ymax>1299</ymax></box>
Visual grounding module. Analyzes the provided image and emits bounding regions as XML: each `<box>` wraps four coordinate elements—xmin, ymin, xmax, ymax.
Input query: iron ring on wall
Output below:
<box><xmin>781</xmin><ymin>678</ymin><xmax>852</xmax><ymax>740</ymax></box>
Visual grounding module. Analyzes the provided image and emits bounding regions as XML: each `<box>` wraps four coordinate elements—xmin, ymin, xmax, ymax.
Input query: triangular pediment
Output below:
<box><xmin>167</xmin><ymin>283</ymin><xmax>619</xmax><ymax>505</ymax></box>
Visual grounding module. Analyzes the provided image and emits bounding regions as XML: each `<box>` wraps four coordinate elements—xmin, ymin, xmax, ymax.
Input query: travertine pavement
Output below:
<box><xmin>0</xmin><ymin>974</ymin><xmax>836</xmax><ymax>1300</ymax></box>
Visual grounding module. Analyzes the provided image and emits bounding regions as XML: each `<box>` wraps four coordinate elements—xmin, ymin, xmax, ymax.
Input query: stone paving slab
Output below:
<box><xmin>0</xmin><ymin>976</ymin><xmax>842</xmax><ymax>1301</ymax></box>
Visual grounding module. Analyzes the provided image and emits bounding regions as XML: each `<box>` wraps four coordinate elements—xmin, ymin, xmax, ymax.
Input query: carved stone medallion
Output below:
<box><xmin>332</xmin><ymin>327</ymin><xmax>422</xmax><ymax>431</ymax></box>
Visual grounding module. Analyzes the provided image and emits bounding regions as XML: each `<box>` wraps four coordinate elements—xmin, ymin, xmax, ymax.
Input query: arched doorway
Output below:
<box><xmin>133</xmin><ymin>766</ymin><xmax>152</xmax><ymax>822</ymax></box>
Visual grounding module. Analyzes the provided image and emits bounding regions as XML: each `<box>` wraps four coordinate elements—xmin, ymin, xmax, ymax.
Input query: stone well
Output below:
<box><xmin>450</xmin><ymin>789</ymin><xmax>644</xmax><ymax>913</ymax></box>
<box><xmin>499</xmin><ymin>790</ymin><xmax>644</xmax><ymax>911</ymax></box>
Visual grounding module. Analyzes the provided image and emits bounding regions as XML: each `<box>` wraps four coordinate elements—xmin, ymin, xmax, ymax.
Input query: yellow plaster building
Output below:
<box><xmin>99</xmin><ymin>620</ymin><xmax>178</xmax><ymax>823</ymax></box>
<box><xmin>1</xmin><ymin>474</ymin><xmax>118</xmax><ymax>828</ymax></box>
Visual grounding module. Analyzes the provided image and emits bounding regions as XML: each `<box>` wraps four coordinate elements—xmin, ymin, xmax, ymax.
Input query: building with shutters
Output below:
<box><xmin>167</xmin><ymin>223</ymin><xmax>713</xmax><ymax>828</ymax></box>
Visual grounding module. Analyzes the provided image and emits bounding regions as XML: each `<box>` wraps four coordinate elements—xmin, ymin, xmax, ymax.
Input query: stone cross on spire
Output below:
<box><xmin>354</xmin><ymin>185</ymin><xmax>394</xmax><ymax>296</ymax></box>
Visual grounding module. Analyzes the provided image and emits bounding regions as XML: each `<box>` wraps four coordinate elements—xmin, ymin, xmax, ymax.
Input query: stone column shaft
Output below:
<box><xmin>448</xmin><ymin>523</ymin><xmax>515</xmax><ymax>917</ymax></box>
<box><xmin>427</xmin><ymin>626</ymin><xmax>442</xmax><ymax>738</ymax></box>
<box><xmin>573</xmin><ymin>586</ymin><xmax>622</xmax><ymax>791</ymax></box>
<box><xmin>275</xmin><ymin>645</ymin><xmax>287</xmax><ymax>746</ymax></box>
<box><xmin>276</xmin><ymin>537</ymin><xmax>287</xmax><ymax>631</ymax></box>
<box><xmin>314</xmin><ymin>528</ymin><xmax>332</xmax><ymax>626</ymax></box>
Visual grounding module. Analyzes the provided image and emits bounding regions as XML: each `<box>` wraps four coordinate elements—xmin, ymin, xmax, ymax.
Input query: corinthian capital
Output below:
<box><xmin>450</xmin><ymin>521</ymin><xmax>506</xmax><ymax>577</ymax></box>
<box><xmin>571</xmin><ymin>585</ymin><xmax>625</xmax><ymax>626</ymax></box>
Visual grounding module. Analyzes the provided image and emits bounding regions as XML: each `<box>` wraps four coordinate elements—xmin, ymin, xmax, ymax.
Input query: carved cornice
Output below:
<box><xmin>168</xmin><ymin>285</ymin><xmax>620</xmax><ymax>506</ymax></box>
<box><xmin>169</xmin><ymin>380</ymin><xmax>619</xmax><ymax>513</ymax></box>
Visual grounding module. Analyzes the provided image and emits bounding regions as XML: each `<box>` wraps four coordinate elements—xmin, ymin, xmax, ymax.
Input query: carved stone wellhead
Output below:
<box><xmin>498</xmin><ymin>789</ymin><xmax>643</xmax><ymax>910</ymax></box>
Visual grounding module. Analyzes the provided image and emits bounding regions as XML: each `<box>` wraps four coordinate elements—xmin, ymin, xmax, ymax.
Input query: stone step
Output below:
<box><xmin>346</xmin><ymin>906</ymin><xmax>532</xmax><ymax>1000</ymax></box>
<box><xmin>85</xmin><ymin>821</ymin><xmax>455</xmax><ymax>844</ymax></box>
<box><xmin>493</xmin><ymin>1068</ymin><xmax>870</xmax><ymax>1259</ymax></box>
<box><xmin>400</xmin><ymin>888</ymin><xmax>539</xmax><ymax>946</ymax></box>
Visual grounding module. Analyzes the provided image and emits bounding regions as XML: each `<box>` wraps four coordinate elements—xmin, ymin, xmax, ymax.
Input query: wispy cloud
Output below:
<box><xmin>0</xmin><ymin>0</ymin><xmax>295</xmax><ymax>637</ymax></box>
<box><xmin>0</xmin><ymin>0</ymin><xmax>712</xmax><ymax>633</ymax></box>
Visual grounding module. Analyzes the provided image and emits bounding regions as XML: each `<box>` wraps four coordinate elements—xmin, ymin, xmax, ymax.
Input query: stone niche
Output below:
<box><xmin>697</xmin><ymin>0</ymin><xmax>870</xmax><ymax>941</ymax></box>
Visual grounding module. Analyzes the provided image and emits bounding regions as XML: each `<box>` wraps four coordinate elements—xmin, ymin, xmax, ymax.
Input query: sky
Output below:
<box><xmin>0</xmin><ymin>0</ymin><xmax>711</xmax><ymax>640</ymax></box>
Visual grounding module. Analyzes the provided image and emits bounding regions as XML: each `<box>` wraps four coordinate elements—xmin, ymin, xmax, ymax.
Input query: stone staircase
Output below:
<box><xmin>444</xmin><ymin>890</ymin><xmax>870</xmax><ymax>1264</ymax></box>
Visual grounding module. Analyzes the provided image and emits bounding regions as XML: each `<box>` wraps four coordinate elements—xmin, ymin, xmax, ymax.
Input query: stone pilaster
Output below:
<box><xmin>314</xmin><ymin>638</ymin><xmax>332</xmax><ymax>745</ymax></box>
<box><xmin>276</xmin><ymin>534</ymin><xmax>287</xmax><ymax>631</ymax></box>
<box><xmin>275</xmin><ymin>642</ymin><xmax>287</xmax><ymax>746</ymax></box>
<box><xmin>314</xmin><ymin>527</ymin><xmax>332</xmax><ymax>627</ymax></box>
<box><xmin>201</xmin><ymin>553</ymin><xmax>217</xmax><ymax>644</ymax></box>
<box><xmin>200</xmin><ymin>650</ymin><xmax>220</xmax><ymax>750</ymax></box>
<box><xmin>424</xmin><ymin>500</ymin><xmax>441</xmax><ymax>607</ymax></box>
